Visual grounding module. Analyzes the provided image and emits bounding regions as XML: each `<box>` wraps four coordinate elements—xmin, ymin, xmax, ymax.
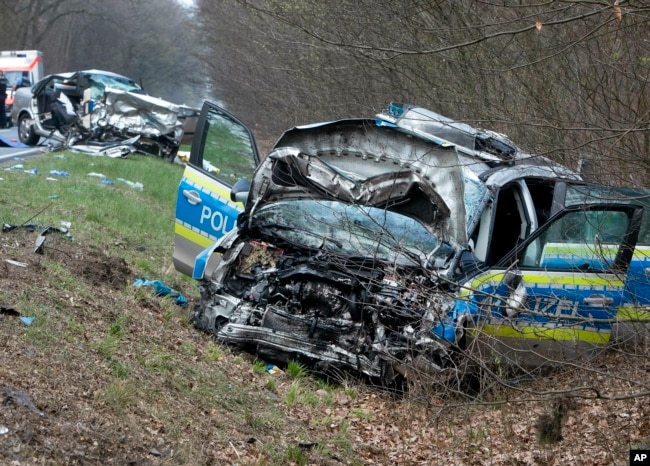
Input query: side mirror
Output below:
<box><xmin>230</xmin><ymin>178</ymin><xmax>251</xmax><ymax>204</ymax></box>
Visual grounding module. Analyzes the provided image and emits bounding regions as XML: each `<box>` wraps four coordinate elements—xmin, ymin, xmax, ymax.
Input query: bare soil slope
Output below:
<box><xmin>2</xmin><ymin>227</ymin><xmax>650</xmax><ymax>465</ymax></box>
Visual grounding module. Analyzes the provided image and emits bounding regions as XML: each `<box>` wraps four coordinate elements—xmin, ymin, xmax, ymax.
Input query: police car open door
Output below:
<box><xmin>173</xmin><ymin>102</ymin><xmax>260</xmax><ymax>277</ymax></box>
<box><xmin>465</xmin><ymin>204</ymin><xmax>643</xmax><ymax>368</ymax></box>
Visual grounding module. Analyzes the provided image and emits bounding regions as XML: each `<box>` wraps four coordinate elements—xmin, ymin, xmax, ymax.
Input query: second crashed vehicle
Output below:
<box><xmin>11</xmin><ymin>69</ymin><xmax>183</xmax><ymax>158</ymax></box>
<box><xmin>174</xmin><ymin>102</ymin><xmax>650</xmax><ymax>386</ymax></box>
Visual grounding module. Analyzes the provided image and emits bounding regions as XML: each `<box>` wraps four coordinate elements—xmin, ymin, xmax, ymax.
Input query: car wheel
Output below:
<box><xmin>18</xmin><ymin>114</ymin><xmax>39</xmax><ymax>145</ymax></box>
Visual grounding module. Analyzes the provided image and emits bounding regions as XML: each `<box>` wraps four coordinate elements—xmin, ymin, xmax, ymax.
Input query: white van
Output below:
<box><xmin>0</xmin><ymin>50</ymin><xmax>44</xmax><ymax>125</ymax></box>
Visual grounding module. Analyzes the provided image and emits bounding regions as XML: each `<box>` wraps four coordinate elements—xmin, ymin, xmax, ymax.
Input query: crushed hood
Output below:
<box><xmin>249</xmin><ymin>119</ymin><xmax>468</xmax><ymax>247</ymax></box>
<box><xmin>99</xmin><ymin>91</ymin><xmax>180</xmax><ymax>137</ymax></box>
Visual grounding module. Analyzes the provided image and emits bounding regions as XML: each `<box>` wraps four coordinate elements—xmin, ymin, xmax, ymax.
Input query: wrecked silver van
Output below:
<box><xmin>11</xmin><ymin>70</ymin><xmax>183</xmax><ymax>158</ymax></box>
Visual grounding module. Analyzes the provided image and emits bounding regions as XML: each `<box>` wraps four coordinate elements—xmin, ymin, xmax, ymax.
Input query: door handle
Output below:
<box><xmin>583</xmin><ymin>294</ymin><xmax>614</xmax><ymax>307</ymax></box>
<box><xmin>644</xmin><ymin>267</ymin><xmax>650</xmax><ymax>277</ymax></box>
<box><xmin>182</xmin><ymin>189</ymin><xmax>202</xmax><ymax>205</ymax></box>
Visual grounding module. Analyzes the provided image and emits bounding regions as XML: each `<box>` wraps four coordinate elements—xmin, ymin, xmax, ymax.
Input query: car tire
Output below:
<box><xmin>18</xmin><ymin>114</ymin><xmax>39</xmax><ymax>145</ymax></box>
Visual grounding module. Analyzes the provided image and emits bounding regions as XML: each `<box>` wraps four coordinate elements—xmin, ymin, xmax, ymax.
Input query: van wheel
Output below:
<box><xmin>18</xmin><ymin>114</ymin><xmax>39</xmax><ymax>145</ymax></box>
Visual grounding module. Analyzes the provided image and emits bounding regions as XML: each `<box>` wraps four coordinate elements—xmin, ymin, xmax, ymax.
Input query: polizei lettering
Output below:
<box><xmin>200</xmin><ymin>205</ymin><xmax>234</xmax><ymax>236</ymax></box>
<box><xmin>532</xmin><ymin>296</ymin><xmax>580</xmax><ymax>317</ymax></box>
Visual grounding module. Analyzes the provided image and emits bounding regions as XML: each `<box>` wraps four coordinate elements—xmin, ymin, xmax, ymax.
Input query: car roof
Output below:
<box><xmin>377</xmin><ymin>102</ymin><xmax>524</xmax><ymax>163</ymax></box>
<box><xmin>48</xmin><ymin>69</ymin><xmax>132</xmax><ymax>78</ymax></box>
<box><xmin>31</xmin><ymin>69</ymin><xmax>142</xmax><ymax>94</ymax></box>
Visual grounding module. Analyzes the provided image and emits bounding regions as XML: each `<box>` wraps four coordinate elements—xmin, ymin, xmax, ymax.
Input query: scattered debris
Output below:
<box><xmin>116</xmin><ymin>178</ymin><xmax>143</xmax><ymax>191</ymax></box>
<box><xmin>2</xmin><ymin>387</ymin><xmax>45</xmax><ymax>417</ymax></box>
<box><xmin>3</xmin><ymin>223</ymin><xmax>71</xmax><ymax>237</ymax></box>
<box><xmin>298</xmin><ymin>442</ymin><xmax>318</xmax><ymax>451</ymax></box>
<box><xmin>0</xmin><ymin>306</ymin><xmax>19</xmax><ymax>316</ymax></box>
<box><xmin>2</xmin><ymin>223</ymin><xmax>73</xmax><ymax>256</ymax></box>
<box><xmin>88</xmin><ymin>172</ymin><xmax>115</xmax><ymax>185</ymax></box>
<box><xmin>4</xmin><ymin>259</ymin><xmax>27</xmax><ymax>267</ymax></box>
<box><xmin>133</xmin><ymin>278</ymin><xmax>187</xmax><ymax>306</ymax></box>
<box><xmin>19</xmin><ymin>316</ymin><xmax>34</xmax><ymax>326</ymax></box>
<box><xmin>262</xmin><ymin>389</ymin><xmax>279</xmax><ymax>401</ymax></box>
<box><xmin>149</xmin><ymin>448</ymin><xmax>172</xmax><ymax>457</ymax></box>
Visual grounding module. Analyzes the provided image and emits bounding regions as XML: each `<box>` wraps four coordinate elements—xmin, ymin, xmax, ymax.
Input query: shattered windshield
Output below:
<box><xmin>463</xmin><ymin>169</ymin><xmax>488</xmax><ymax>228</ymax></box>
<box><xmin>88</xmin><ymin>74</ymin><xmax>142</xmax><ymax>99</ymax></box>
<box><xmin>252</xmin><ymin>199</ymin><xmax>453</xmax><ymax>267</ymax></box>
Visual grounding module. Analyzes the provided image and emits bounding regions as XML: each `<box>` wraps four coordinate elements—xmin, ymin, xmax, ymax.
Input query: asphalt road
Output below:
<box><xmin>0</xmin><ymin>126</ymin><xmax>42</xmax><ymax>164</ymax></box>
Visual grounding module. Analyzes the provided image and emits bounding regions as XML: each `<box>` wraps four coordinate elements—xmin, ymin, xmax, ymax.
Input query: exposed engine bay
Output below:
<box><xmin>191</xmin><ymin>235</ymin><xmax>460</xmax><ymax>385</ymax></box>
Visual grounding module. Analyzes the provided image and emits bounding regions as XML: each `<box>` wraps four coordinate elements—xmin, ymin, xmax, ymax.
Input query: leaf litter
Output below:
<box><xmin>1</xmin><ymin>225</ymin><xmax>649</xmax><ymax>465</ymax></box>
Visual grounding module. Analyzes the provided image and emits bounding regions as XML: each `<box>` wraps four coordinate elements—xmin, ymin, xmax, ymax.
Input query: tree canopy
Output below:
<box><xmin>2</xmin><ymin>0</ymin><xmax>648</xmax><ymax>183</ymax></box>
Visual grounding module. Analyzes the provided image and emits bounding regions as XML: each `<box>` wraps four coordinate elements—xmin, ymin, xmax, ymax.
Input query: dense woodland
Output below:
<box><xmin>1</xmin><ymin>0</ymin><xmax>648</xmax><ymax>183</ymax></box>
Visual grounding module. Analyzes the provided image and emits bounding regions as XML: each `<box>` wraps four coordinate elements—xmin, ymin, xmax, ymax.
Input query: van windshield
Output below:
<box><xmin>252</xmin><ymin>199</ymin><xmax>454</xmax><ymax>267</ymax></box>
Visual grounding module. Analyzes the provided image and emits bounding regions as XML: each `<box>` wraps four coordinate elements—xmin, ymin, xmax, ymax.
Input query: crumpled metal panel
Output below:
<box><xmin>101</xmin><ymin>90</ymin><xmax>180</xmax><ymax>137</ymax></box>
<box><xmin>484</xmin><ymin>164</ymin><xmax>582</xmax><ymax>190</ymax></box>
<box><xmin>258</xmin><ymin>120</ymin><xmax>468</xmax><ymax>247</ymax></box>
<box><xmin>259</xmin><ymin>149</ymin><xmax>452</xmax><ymax>240</ymax></box>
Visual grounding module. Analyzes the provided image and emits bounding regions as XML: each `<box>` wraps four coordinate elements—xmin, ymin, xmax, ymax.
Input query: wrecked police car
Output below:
<box><xmin>11</xmin><ymin>70</ymin><xmax>183</xmax><ymax>158</ymax></box>
<box><xmin>174</xmin><ymin>102</ymin><xmax>650</xmax><ymax>386</ymax></box>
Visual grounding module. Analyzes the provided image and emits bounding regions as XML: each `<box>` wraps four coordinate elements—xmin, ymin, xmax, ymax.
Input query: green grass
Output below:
<box><xmin>0</xmin><ymin>149</ymin><xmax>366</xmax><ymax>465</ymax></box>
<box><xmin>110</xmin><ymin>316</ymin><xmax>127</xmax><ymax>338</ymax></box>
<box><xmin>206</xmin><ymin>341</ymin><xmax>226</xmax><ymax>361</ymax></box>
<box><xmin>253</xmin><ymin>358</ymin><xmax>268</xmax><ymax>374</ymax></box>
<box><xmin>93</xmin><ymin>334</ymin><xmax>121</xmax><ymax>359</ymax></box>
<box><xmin>287</xmin><ymin>360</ymin><xmax>308</xmax><ymax>379</ymax></box>
<box><xmin>285</xmin><ymin>380</ymin><xmax>302</xmax><ymax>406</ymax></box>
<box><xmin>1</xmin><ymin>151</ymin><xmax>182</xmax><ymax>265</ymax></box>
<box><xmin>102</xmin><ymin>379</ymin><xmax>135</xmax><ymax>415</ymax></box>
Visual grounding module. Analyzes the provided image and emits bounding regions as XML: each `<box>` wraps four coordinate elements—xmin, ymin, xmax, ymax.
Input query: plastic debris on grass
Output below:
<box><xmin>133</xmin><ymin>278</ymin><xmax>188</xmax><ymax>306</ymax></box>
<box><xmin>87</xmin><ymin>172</ymin><xmax>115</xmax><ymax>186</ymax></box>
<box><xmin>19</xmin><ymin>317</ymin><xmax>35</xmax><ymax>326</ymax></box>
<box><xmin>117</xmin><ymin>178</ymin><xmax>143</xmax><ymax>191</ymax></box>
<box><xmin>49</xmin><ymin>170</ymin><xmax>70</xmax><ymax>177</ymax></box>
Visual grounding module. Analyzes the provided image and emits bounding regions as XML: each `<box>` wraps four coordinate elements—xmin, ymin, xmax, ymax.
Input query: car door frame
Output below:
<box><xmin>173</xmin><ymin>101</ymin><xmax>260</xmax><ymax>277</ymax></box>
<box><xmin>460</xmin><ymin>203</ymin><xmax>643</xmax><ymax>368</ymax></box>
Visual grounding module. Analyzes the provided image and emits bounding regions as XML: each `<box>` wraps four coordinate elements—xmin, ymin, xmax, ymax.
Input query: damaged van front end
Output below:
<box><xmin>181</xmin><ymin>114</ymin><xmax>475</xmax><ymax>385</ymax></box>
<box><xmin>11</xmin><ymin>69</ymin><xmax>183</xmax><ymax>158</ymax></box>
<box><xmin>175</xmin><ymin>102</ymin><xmax>650</xmax><ymax>388</ymax></box>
